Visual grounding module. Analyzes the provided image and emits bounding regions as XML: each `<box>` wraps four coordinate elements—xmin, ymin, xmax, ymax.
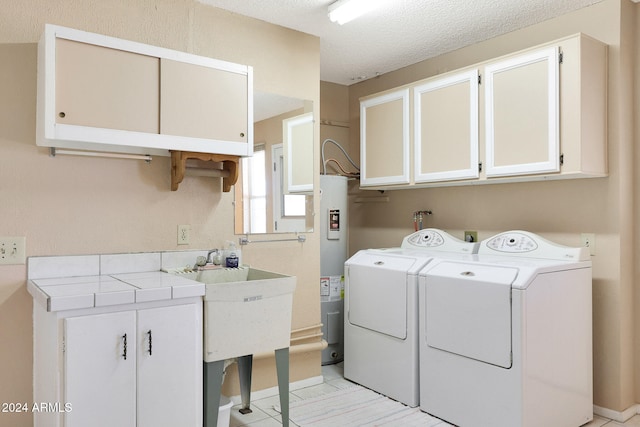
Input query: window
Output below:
<box><xmin>272</xmin><ymin>145</ymin><xmax>306</xmax><ymax>232</ymax></box>
<box><xmin>242</xmin><ymin>145</ymin><xmax>266</xmax><ymax>233</ymax></box>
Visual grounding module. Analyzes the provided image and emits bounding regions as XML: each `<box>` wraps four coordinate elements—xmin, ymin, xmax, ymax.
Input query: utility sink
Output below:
<box><xmin>179</xmin><ymin>266</ymin><xmax>296</xmax><ymax>362</ymax></box>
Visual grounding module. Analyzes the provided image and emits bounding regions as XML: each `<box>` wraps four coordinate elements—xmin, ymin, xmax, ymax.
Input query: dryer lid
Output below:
<box><xmin>346</xmin><ymin>250</ymin><xmax>433</xmax><ymax>275</ymax></box>
<box><xmin>346</xmin><ymin>252</ymin><xmax>433</xmax><ymax>340</ymax></box>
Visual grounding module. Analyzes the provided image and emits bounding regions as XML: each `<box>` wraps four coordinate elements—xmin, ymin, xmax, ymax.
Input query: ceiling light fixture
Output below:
<box><xmin>328</xmin><ymin>0</ymin><xmax>384</xmax><ymax>25</ymax></box>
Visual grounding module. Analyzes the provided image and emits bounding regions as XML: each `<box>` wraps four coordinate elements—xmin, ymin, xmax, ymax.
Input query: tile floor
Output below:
<box><xmin>228</xmin><ymin>362</ymin><xmax>640</xmax><ymax>427</ymax></box>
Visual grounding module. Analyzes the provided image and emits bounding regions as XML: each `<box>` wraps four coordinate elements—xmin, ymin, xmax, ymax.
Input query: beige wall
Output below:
<box><xmin>320</xmin><ymin>81</ymin><xmax>352</xmax><ymax>176</ymax></box>
<box><xmin>0</xmin><ymin>1</ymin><xmax>320</xmax><ymax>425</ymax></box>
<box><xmin>340</xmin><ymin>0</ymin><xmax>637</xmax><ymax>414</ymax></box>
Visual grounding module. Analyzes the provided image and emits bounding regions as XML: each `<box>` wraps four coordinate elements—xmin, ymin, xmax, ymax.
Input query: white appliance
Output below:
<box><xmin>419</xmin><ymin>231</ymin><xmax>592</xmax><ymax>427</ymax></box>
<box><xmin>344</xmin><ymin>229</ymin><xmax>478</xmax><ymax>407</ymax></box>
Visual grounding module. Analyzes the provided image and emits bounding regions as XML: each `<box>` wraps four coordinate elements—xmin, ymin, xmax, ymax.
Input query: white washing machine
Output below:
<box><xmin>344</xmin><ymin>229</ymin><xmax>478</xmax><ymax>407</ymax></box>
<box><xmin>419</xmin><ymin>231</ymin><xmax>593</xmax><ymax>427</ymax></box>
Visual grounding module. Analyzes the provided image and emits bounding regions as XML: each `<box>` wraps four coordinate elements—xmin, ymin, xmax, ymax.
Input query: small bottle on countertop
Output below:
<box><xmin>225</xmin><ymin>252</ymin><xmax>239</xmax><ymax>268</ymax></box>
<box><xmin>224</xmin><ymin>241</ymin><xmax>241</xmax><ymax>267</ymax></box>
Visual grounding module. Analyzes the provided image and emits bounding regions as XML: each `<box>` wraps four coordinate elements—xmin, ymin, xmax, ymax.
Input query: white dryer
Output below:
<box><xmin>419</xmin><ymin>231</ymin><xmax>592</xmax><ymax>427</ymax></box>
<box><xmin>344</xmin><ymin>229</ymin><xmax>478</xmax><ymax>407</ymax></box>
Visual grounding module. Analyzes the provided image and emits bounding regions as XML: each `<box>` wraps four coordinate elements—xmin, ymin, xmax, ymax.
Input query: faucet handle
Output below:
<box><xmin>206</xmin><ymin>249</ymin><xmax>220</xmax><ymax>264</ymax></box>
<box><xmin>195</xmin><ymin>256</ymin><xmax>207</xmax><ymax>268</ymax></box>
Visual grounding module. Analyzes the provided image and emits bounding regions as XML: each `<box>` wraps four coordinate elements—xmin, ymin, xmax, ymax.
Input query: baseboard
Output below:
<box><xmin>593</xmin><ymin>403</ymin><xmax>640</xmax><ymax>422</ymax></box>
<box><xmin>229</xmin><ymin>375</ymin><xmax>324</xmax><ymax>405</ymax></box>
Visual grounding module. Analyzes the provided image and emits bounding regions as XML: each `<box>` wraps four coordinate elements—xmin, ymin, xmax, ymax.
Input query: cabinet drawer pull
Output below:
<box><xmin>147</xmin><ymin>330</ymin><xmax>152</xmax><ymax>356</ymax></box>
<box><xmin>122</xmin><ymin>333</ymin><xmax>127</xmax><ymax>360</ymax></box>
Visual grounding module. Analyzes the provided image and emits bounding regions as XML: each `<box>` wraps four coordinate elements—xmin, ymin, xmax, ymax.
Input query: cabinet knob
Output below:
<box><xmin>240</xmin><ymin>132</ymin><xmax>245</xmax><ymax>138</ymax></box>
<box><xmin>58</xmin><ymin>112</ymin><xmax>66</xmax><ymax>118</ymax></box>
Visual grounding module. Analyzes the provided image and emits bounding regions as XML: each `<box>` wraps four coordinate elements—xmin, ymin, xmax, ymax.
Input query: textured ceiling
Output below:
<box><xmin>198</xmin><ymin>0</ymin><xmax>604</xmax><ymax>85</ymax></box>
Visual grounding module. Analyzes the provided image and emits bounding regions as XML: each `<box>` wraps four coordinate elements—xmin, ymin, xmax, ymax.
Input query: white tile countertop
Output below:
<box><xmin>27</xmin><ymin>251</ymin><xmax>208</xmax><ymax>312</ymax></box>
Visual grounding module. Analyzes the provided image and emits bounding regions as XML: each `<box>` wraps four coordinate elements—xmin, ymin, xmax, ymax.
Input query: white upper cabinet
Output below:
<box><xmin>37</xmin><ymin>24</ymin><xmax>253</xmax><ymax>157</ymax></box>
<box><xmin>484</xmin><ymin>47</ymin><xmax>559</xmax><ymax>177</ymax></box>
<box><xmin>283</xmin><ymin>111</ymin><xmax>314</xmax><ymax>193</ymax></box>
<box><xmin>358</xmin><ymin>33</ymin><xmax>607</xmax><ymax>190</ymax></box>
<box><xmin>414</xmin><ymin>69</ymin><xmax>479</xmax><ymax>183</ymax></box>
<box><xmin>360</xmin><ymin>88</ymin><xmax>410</xmax><ymax>187</ymax></box>
<box><xmin>55</xmin><ymin>38</ymin><xmax>160</xmax><ymax>135</ymax></box>
<box><xmin>160</xmin><ymin>58</ymin><xmax>249</xmax><ymax>144</ymax></box>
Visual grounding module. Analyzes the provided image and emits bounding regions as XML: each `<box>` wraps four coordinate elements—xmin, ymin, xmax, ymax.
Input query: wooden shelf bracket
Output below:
<box><xmin>170</xmin><ymin>151</ymin><xmax>240</xmax><ymax>192</ymax></box>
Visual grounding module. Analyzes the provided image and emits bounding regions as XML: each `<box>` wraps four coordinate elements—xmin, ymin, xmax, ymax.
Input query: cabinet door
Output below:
<box><xmin>360</xmin><ymin>89</ymin><xmax>410</xmax><ymax>186</ymax></box>
<box><xmin>284</xmin><ymin>112</ymin><xmax>314</xmax><ymax>193</ymax></box>
<box><xmin>64</xmin><ymin>311</ymin><xmax>137</xmax><ymax>427</ymax></box>
<box><xmin>160</xmin><ymin>58</ymin><xmax>249</xmax><ymax>144</ymax></box>
<box><xmin>414</xmin><ymin>69</ymin><xmax>479</xmax><ymax>182</ymax></box>
<box><xmin>484</xmin><ymin>47</ymin><xmax>559</xmax><ymax>177</ymax></box>
<box><xmin>55</xmin><ymin>38</ymin><xmax>159</xmax><ymax>134</ymax></box>
<box><xmin>137</xmin><ymin>304</ymin><xmax>201</xmax><ymax>427</ymax></box>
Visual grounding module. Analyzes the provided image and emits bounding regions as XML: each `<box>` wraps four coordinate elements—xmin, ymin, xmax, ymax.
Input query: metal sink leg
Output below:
<box><xmin>203</xmin><ymin>360</ymin><xmax>224</xmax><ymax>427</ymax></box>
<box><xmin>275</xmin><ymin>347</ymin><xmax>290</xmax><ymax>427</ymax></box>
<box><xmin>238</xmin><ymin>354</ymin><xmax>253</xmax><ymax>414</ymax></box>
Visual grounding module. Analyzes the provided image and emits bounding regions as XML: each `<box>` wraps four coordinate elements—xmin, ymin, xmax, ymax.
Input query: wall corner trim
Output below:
<box><xmin>593</xmin><ymin>403</ymin><xmax>640</xmax><ymax>423</ymax></box>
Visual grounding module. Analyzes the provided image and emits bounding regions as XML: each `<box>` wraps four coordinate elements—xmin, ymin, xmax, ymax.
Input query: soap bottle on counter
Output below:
<box><xmin>225</xmin><ymin>252</ymin><xmax>239</xmax><ymax>268</ymax></box>
<box><xmin>224</xmin><ymin>241</ymin><xmax>241</xmax><ymax>268</ymax></box>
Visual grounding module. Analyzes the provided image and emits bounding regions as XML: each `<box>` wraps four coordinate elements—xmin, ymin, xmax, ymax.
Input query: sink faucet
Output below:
<box><xmin>206</xmin><ymin>249</ymin><xmax>220</xmax><ymax>264</ymax></box>
<box><xmin>193</xmin><ymin>249</ymin><xmax>221</xmax><ymax>270</ymax></box>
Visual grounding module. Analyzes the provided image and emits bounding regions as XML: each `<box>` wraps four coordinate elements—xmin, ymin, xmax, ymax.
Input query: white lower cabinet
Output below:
<box><xmin>136</xmin><ymin>305</ymin><xmax>200</xmax><ymax>427</ymax></box>
<box><xmin>34</xmin><ymin>300</ymin><xmax>202</xmax><ymax>427</ymax></box>
<box><xmin>64</xmin><ymin>311</ymin><xmax>137</xmax><ymax>427</ymax></box>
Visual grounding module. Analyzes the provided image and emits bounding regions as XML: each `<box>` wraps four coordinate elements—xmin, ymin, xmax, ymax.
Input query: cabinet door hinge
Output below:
<box><xmin>559</xmin><ymin>51</ymin><xmax>564</xmax><ymax>64</ymax></box>
<box><xmin>274</xmin><ymin>162</ymin><xmax>277</xmax><ymax>172</ymax></box>
<box><xmin>478</xmin><ymin>74</ymin><xmax>482</xmax><ymax>85</ymax></box>
<box><xmin>560</xmin><ymin>153</ymin><xmax>564</xmax><ymax>166</ymax></box>
<box><xmin>478</xmin><ymin>162</ymin><xmax>483</xmax><ymax>172</ymax></box>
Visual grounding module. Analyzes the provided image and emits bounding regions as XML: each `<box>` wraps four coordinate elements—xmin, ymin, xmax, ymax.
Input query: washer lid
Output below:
<box><xmin>346</xmin><ymin>251</ymin><xmax>432</xmax><ymax>340</ymax></box>
<box><xmin>424</xmin><ymin>261</ymin><xmax>517</xmax><ymax>368</ymax></box>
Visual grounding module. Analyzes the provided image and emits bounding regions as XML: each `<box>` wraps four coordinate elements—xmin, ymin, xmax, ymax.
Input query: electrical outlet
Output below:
<box><xmin>464</xmin><ymin>230</ymin><xmax>478</xmax><ymax>243</ymax></box>
<box><xmin>177</xmin><ymin>225</ymin><xmax>190</xmax><ymax>245</ymax></box>
<box><xmin>0</xmin><ymin>237</ymin><xmax>26</xmax><ymax>265</ymax></box>
<box><xmin>581</xmin><ymin>233</ymin><xmax>596</xmax><ymax>256</ymax></box>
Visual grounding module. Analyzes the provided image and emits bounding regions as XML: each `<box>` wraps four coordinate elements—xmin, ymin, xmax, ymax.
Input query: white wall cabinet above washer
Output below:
<box><xmin>358</xmin><ymin>33</ymin><xmax>607</xmax><ymax>190</ymax></box>
<box><xmin>359</xmin><ymin>88</ymin><xmax>410</xmax><ymax>187</ymax></box>
<box><xmin>37</xmin><ymin>24</ymin><xmax>253</xmax><ymax>157</ymax></box>
<box><xmin>484</xmin><ymin>47</ymin><xmax>560</xmax><ymax>178</ymax></box>
<box><xmin>413</xmin><ymin>69</ymin><xmax>480</xmax><ymax>183</ymax></box>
